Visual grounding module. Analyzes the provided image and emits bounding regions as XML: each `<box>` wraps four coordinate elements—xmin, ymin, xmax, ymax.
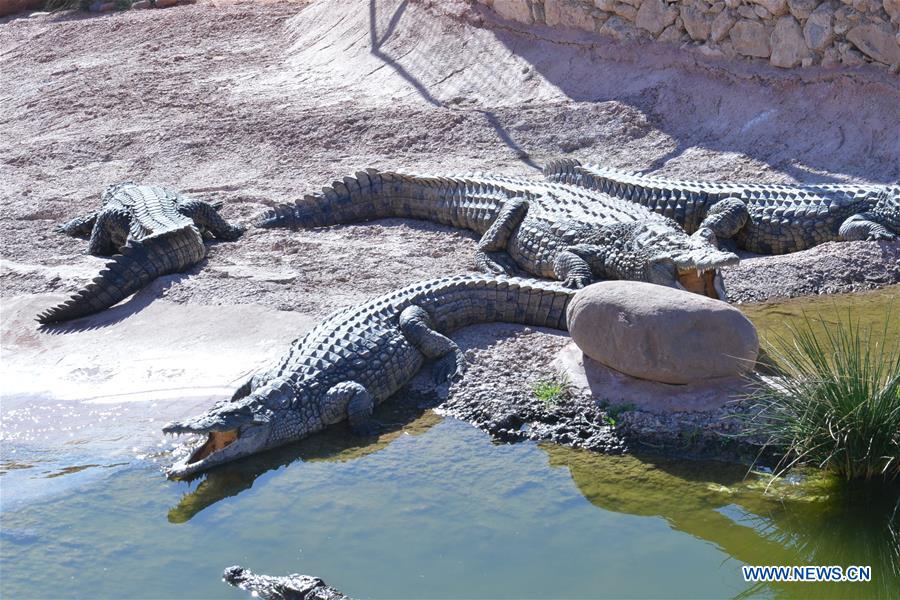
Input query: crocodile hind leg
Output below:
<box><xmin>399</xmin><ymin>305</ymin><xmax>467</xmax><ymax>384</ymax></box>
<box><xmin>839</xmin><ymin>212</ymin><xmax>896</xmax><ymax>241</ymax></box>
<box><xmin>87</xmin><ymin>208</ymin><xmax>131</xmax><ymax>256</ymax></box>
<box><xmin>56</xmin><ymin>212</ymin><xmax>98</xmax><ymax>238</ymax></box>
<box><xmin>177</xmin><ymin>199</ymin><xmax>245</xmax><ymax>241</ymax></box>
<box><xmin>694</xmin><ymin>197</ymin><xmax>749</xmax><ymax>247</ymax></box>
<box><xmin>474</xmin><ymin>198</ymin><xmax>528</xmax><ymax>275</ymax></box>
<box><xmin>326</xmin><ymin>381</ymin><xmax>377</xmax><ymax>436</ymax></box>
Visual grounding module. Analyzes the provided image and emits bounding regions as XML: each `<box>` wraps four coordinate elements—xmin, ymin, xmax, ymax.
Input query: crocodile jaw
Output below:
<box><xmin>164</xmin><ymin>424</ymin><xmax>270</xmax><ymax>479</ymax></box>
<box><xmin>676</xmin><ymin>267</ymin><xmax>728</xmax><ymax>299</ymax></box>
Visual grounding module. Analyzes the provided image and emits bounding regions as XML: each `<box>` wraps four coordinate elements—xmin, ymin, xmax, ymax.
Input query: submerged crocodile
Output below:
<box><xmin>255</xmin><ymin>170</ymin><xmax>739</xmax><ymax>298</ymax></box>
<box><xmin>164</xmin><ymin>275</ymin><xmax>575</xmax><ymax>477</ymax></box>
<box><xmin>38</xmin><ymin>182</ymin><xmax>244</xmax><ymax>324</ymax></box>
<box><xmin>223</xmin><ymin>566</ymin><xmax>348</xmax><ymax>600</ymax></box>
<box><xmin>544</xmin><ymin>159</ymin><xmax>899</xmax><ymax>255</ymax></box>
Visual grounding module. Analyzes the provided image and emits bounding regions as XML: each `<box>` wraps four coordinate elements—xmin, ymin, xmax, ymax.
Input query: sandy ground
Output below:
<box><xmin>1</xmin><ymin>0</ymin><xmax>898</xmax><ymax>474</ymax></box>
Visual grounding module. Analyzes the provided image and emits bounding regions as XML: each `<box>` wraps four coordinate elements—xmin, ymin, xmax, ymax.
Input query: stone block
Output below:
<box><xmin>730</xmin><ymin>19</ymin><xmax>772</xmax><ymax>56</ymax></box>
<box><xmin>635</xmin><ymin>0</ymin><xmax>678</xmax><ymax>34</ymax></box>
<box><xmin>770</xmin><ymin>15</ymin><xmax>809</xmax><ymax>67</ymax></box>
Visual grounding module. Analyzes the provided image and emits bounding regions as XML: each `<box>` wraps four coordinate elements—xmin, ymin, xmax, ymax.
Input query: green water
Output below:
<box><xmin>741</xmin><ymin>285</ymin><xmax>899</xmax><ymax>354</ymax></box>
<box><xmin>2</xmin><ymin>288</ymin><xmax>898</xmax><ymax>599</ymax></box>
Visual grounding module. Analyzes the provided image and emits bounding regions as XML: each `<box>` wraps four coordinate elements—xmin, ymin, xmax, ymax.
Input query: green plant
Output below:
<box><xmin>531</xmin><ymin>375</ymin><xmax>570</xmax><ymax>407</ymax></box>
<box><xmin>600</xmin><ymin>402</ymin><xmax>635</xmax><ymax>427</ymax></box>
<box><xmin>745</xmin><ymin>312</ymin><xmax>899</xmax><ymax>483</ymax></box>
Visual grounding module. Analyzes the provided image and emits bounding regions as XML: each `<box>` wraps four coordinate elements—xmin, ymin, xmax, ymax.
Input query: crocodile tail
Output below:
<box><xmin>254</xmin><ymin>169</ymin><xmax>388</xmax><ymax>230</ymax></box>
<box><xmin>542</xmin><ymin>158</ymin><xmax>583</xmax><ymax>182</ymax></box>
<box><xmin>37</xmin><ymin>226</ymin><xmax>205</xmax><ymax>325</ymax></box>
<box><xmin>253</xmin><ymin>203</ymin><xmax>298</xmax><ymax>229</ymax></box>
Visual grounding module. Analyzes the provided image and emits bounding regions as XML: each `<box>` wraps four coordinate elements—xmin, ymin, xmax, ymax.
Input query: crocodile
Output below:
<box><xmin>544</xmin><ymin>159</ymin><xmax>899</xmax><ymax>255</ymax></box>
<box><xmin>37</xmin><ymin>182</ymin><xmax>244</xmax><ymax>324</ymax></box>
<box><xmin>255</xmin><ymin>169</ymin><xmax>739</xmax><ymax>298</ymax></box>
<box><xmin>163</xmin><ymin>275</ymin><xmax>576</xmax><ymax>477</ymax></box>
<box><xmin>223</xmin><ymin>566</ymin><xmax>348</xmax><ymax>600</ymax></box>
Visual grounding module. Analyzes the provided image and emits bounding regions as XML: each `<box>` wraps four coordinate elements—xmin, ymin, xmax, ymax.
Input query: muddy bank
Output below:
<box><xmin>722</xmin><ymin>240</ymin><xmax>900</xmax><ymax>304</ymax></box>
<box><xmin>434</xmin><ymin>325</ymin><xmax>768</xmax><ymax>465</ymax></box>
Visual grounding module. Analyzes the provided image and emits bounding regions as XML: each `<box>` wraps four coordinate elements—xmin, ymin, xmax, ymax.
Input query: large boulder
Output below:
<box><xmin>566</xmin><ymin>281</ymin><xmax>759</xmax><ymax>384</ymax></box>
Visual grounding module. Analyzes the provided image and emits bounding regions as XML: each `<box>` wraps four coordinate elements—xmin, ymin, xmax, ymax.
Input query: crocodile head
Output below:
<box><xmin>163</xmin><ymin>378</ymin><xmax>306</xmax><ymax>479</ymax></box>
<box><xmin>600</xmin><ymin>221</ymin><xmax>740</xmax><ymax>299</ymax></box>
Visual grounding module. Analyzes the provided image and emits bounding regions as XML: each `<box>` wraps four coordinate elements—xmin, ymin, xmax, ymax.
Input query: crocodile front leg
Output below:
<box><xmin>399</xmin><ymin>305</ymin><xmax>467</xmax><ymax>383</ymax></box>
<box><xmin>839</xmin><ymin>212</ymin><xmax>896</xmax><ymax>241</ymax></box>
<box><xmin>87</xmin><ymin>207</ymin><xmax>131</xmax><ymax>256</ymax></box>
<box><xmin>474</xmin><ymin>198</ymin><xmax>528</xmax><ymax>275</ymax></box>
<box><xmin>177</xmin><ymin>199</ymin><xmax>245</xmax><ymax>241</ymax></box>
<box><xmin>694</xmin><ymin>197</ymin><xmax>749</xmax><ymax>247</ymax></box>
<box><xmin>56</xmin><ymin>212</ymin><xmax>98</xmax><ymax>238</ymax></box>
<box><xmin>326</xmin><ymin>381</ymin><xmax>377</xmax><ymax>436</ymax></box>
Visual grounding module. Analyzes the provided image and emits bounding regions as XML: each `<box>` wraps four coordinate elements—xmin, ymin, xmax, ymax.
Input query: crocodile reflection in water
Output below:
<box><xmin>168</xmin><ymin>401</ymin><xmax>442</xmax><ymax>524</ymax></box>
<box><xmin>543</xmin><ymin>445</ymin><xmax>900</xmax><ymax>599</ymax></box>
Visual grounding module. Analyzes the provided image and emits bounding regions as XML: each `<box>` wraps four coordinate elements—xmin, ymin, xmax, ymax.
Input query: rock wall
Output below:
<box><xmin>480</xmin><ymin>0</ymin><xmax>900</xmax><ymax>70</ymax></box>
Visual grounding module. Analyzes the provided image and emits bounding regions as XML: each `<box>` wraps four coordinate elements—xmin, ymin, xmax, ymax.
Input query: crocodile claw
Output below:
<box><xmin>562</xmin><ymin>275</ymin><xmax>590</xmax><ymax>289</ymax></box>
<box><xmin>433</xmin><ymin>353</ymin><xmax>466</xmax><ymax>384</ymax></box>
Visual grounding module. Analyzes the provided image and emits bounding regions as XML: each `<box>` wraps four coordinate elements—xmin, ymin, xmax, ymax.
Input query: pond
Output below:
<box><xmin>2</xmin><ymin>286</ymin><xmax>898</xmax><ymax>599</ymax></box>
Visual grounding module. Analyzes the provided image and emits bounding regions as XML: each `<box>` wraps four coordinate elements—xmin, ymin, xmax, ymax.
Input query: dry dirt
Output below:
<box><xmin>1</xmin><ymin>0</ymin><xmax>898</xmax><ymax>466</ymax></box>
<box><xmin>2</xmin><ymin>0</ymin><xmax>899</xmax><ymax>318</ymax></box>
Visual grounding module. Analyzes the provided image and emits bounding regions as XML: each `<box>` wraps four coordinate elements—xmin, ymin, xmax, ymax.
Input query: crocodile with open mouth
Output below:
<box><xmin>544</xmin><ymin>159</ymin><xmax>899</xmax><ymax>254</ymax></box>
<box><xmin>163</xmin><ymin>275</ymin><xmax>578</xmax><ymax>477</ymax></box>
<box><xmin>255</xmin><ymin>169</ymin><xmax>738</xmax><ymax>298</ymax></box>
<box><xmin>38</xmin><ymin>182</ymin><xmax>244</xmax><ymax>324</ymax></box>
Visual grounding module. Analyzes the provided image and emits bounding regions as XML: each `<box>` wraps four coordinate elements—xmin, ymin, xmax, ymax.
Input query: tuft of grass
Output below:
<box><xmin>532</xmin><ymin>375</ymin><xmax>570</xmax><ymax>407</ymax></box>
<box><xmin>599</xmin><ymin>401</ymin><xmax>635</xmax><ymax>427</ymax></box>
<box><xmin>745</xmin><ymin>312</ymin><xmax>899</xmax><ymax>483</ymax></box>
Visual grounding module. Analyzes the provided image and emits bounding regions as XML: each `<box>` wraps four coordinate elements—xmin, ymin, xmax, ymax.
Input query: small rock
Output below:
<box><xmin>710</xmin><ymin>9</ymin><xmax>737</xmax><ymax>41</ymax></box>
<box><xmin>736</xmin><ymin>5</ymin><xmax>757</xmax><ymax>19</ymax></box>
<box><xmin>885</xmin><ymin>0</ymin><xmax>900</xmax><ymax>21</ymax></box>
<box><xmin>803</xmin><ymin>4</ymin><xmax>835</xmax><ymax>51</ymax></box>
<box><xmin>599</xmin><ymin>15</ymin><xmax>638</xmax><ymax>40</ymax></box>
<box><xmin>492</xmin><ymin>0</ymin><xmax>534</xmax><ymax>24</ymax></box>
<box><xmin>839</xmin><ymin>42</ymin><xmax>868</xmax><ymax>65</ymax></box>
<box><xmin>544</xmin><ymin>0</ymin><xmax>596</xmax><ymax>30</ymax></box>
<box><xmin>748</xmin><ymin>0</ymin><xmax>789</xmax><ymax>16</ymax></box>
<box><xmin>770</xmin><ymin>15</ymin><xmax>809</xmax><ymax>67</ymax></box>
<box><xmin>821</xmin><ymin>45</ymin><xmax>843</xmax><ymax>66</ymax></box>
<box><xmin>566</xmin><ymin>281</ymin><xmax>759</xmax><ymax>385</ymax></box>
<box><xmin>846</xmin><ymin>23</ymin><xmax>900</xmax><ymax>64</ymax></box>
<box><xmin>754</xmin><ymin>5</ymin><xmax>772</xmax><ymax>18</ymax></box>
<box><xmin>681</xmin><ymin>5</ymin><xmax>713</xmax><ymax>40</ymax></box>
<box><xmin>612</xmin><ymin>1</ymin><xmax>638</xmax><ymax>21</ymax></box>
<box><xmin>787</xmin><ymin>0</ymin><xmax>818</xmax><ymax>19</ymax></box>
<box><xmin>658</xmin><ymin>22</ymin><xmax>687</xmax><ymax>42</ymax></box>
<box><xmin>635</xmin><ymin>0</ymin><xmax>679</xmax><ymax>35</ymax></box>
<box><xmin>730</xmin><ymin>19</ymin><xmax>772</xmax><ymax>57</ymax></box>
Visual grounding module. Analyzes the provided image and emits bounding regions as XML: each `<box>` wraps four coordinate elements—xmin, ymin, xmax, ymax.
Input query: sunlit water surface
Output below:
<box><xmin>2</xmin><ymin>287</ymin><xmax>898</xmax><ymax>599</ymax></box>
